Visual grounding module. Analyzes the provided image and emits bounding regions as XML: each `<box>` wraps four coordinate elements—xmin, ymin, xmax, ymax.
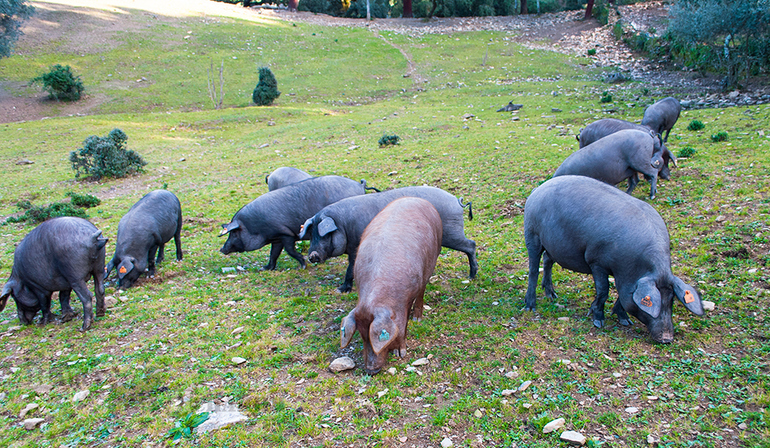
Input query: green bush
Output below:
<box><xmin>600</xmin><ymin>91</ymin><xmax>613</xmax><ymax>103</ymax></box>
<box><xmin>31</xmin><ymin>64</ymin><xmax>84</xmax><ymax>101</ymax></box>
<box><xmin>252</xmin><ymin>67</ymin><xmax>281</xmax><ymax>106</ymax></box>
<box><xmin>378</xmin><ymin>134</ymin><xmax>400</xmax><ymax>146</ymax></box>
<box><xmin>67</xmin><ymin>192</ymin><xmax>101</xmax><ymax>208</ymax></box>
<box><xmin>678</xmin><ymin>146</ymin><xmax>697</xmax><ymax>158</ymax></box>
<box><xmin>4</xmin><ymin>200</ymin><xmax>89</xmax><ymax>225</ymax></box>
<box><xmin>587</xmin><ymin>48</ymin><xmax>597</xmax><ymax>56</ymax></box>
<box><xmin>70</xmin><ymin>128</ymin><xmax>147</xmax><ymax>180</ymax></box>
<box><xmin>687</xmin><ymin>119</ymin><xmax>705</xmax><ymax>131</ymax></box>
<box><xmin>711</xmin><ymin>131</ymin><xmax>729</xmax><ymax>142</ymax></box>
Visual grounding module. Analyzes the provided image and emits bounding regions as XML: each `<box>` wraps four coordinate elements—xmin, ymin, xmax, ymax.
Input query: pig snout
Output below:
<box><xmin>308</xmin><ymin>251</ymin><xmax>323</xmax><ymax>263</ymax></box>
<box><xmin>647</xmin><ymin>316</ymin><xmax>675</xmax><ymax>344</ymax></box>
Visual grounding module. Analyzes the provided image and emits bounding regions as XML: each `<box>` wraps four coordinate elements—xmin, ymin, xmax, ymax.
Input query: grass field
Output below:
<box><xmin>0</xmin><ymin>1</ymin><xmax>768</xmax><ymax>447</ymax></box>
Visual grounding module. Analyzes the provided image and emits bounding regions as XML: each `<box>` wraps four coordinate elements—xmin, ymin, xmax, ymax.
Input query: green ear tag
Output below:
<box><xmin>379</xmin><ymin>329</ymin><xmax>390</xmax><ymax>341</ymax></box>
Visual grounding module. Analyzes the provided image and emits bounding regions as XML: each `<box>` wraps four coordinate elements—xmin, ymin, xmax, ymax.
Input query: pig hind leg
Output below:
<box><xmin>411</xmin><ymin>286</ymin><xmax>426</xmax><ymax>322</ymax></box>
<box><xmin>174</xmin><ymin>221</ymin><xmax>183</xmax><ymax>261</ymax></box>
<box><xmin>263</xmin><ymin>242</ymin><xmax>284</xmax><ymax>270</ymax></box>
<box><xmin>280</xmin><ymin>236</ymin><xmax>306</xmax><ymax>269</ymax></box>
<box><xmin>541</xmin><ymin>252</ymin><xmax>558</xmax><ymax>299</ymax></box>
<box><xmin>589</xmin><ymin>266</ymin><xmax>611</xmax><ymax>328</ymax></box>
<box><xmin>71</xmin><ymin>281</ymin><xmax>95</xmax><ymax>331</ymax></box>
<box><xmin>524</xmin><ymin>234</ymin><xmax>545</xmax><ymax>311</ymax></box>
<box><xmin>93</xmin><ymin>267</ymin><xmax>106</xmax><ymax>317</ymax></box>
<box><xmin>444</xmin><ymin>233</ymin><xmax>478</xmax><ymax>279</ymax></box>
<box><xmin>59</xmin><ymin>289</ymin><xmax>77</xmax><ymax>322</ymax></box>
<box><xmin>626</xmin><ymin>173</ymin><xmax>639</xmax><ymax>194</ymax></box>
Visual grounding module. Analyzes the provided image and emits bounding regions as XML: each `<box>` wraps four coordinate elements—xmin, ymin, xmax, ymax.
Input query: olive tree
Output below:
<box><xmin>0</xmin><ymin>0</ymin><xmax>33</xmax><ymax>58</ymax></box>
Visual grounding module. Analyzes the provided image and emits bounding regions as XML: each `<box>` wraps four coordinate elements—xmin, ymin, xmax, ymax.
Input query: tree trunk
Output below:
<box><xmin>584</xmin><ymin>0</ymin><xmax>594</xmax><ymax>19</ymax></box>
<box><xmin>403</xmin><ymin>0</ymin><xmax>413</xmax><ymax>17</ymax></box>
<box><xmin>287</xmin><ymin>0</ymin><xmax>299</xmax><ymax>11</ymax></box>
<box><xmin>520</xmin><ymin>0</ymin><xmax>527</xmax><ymax>14</ymax></box>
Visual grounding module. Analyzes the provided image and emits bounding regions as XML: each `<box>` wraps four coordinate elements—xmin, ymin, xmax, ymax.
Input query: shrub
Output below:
<box><xmin>587</xmin><ymin>48</ymin><xmax>597</xmax><ymax>56</ymax></box>
<box><xmin>0</xmin><ymin>0</ymin><xmax>34</xmax><ymax>58</ymax></box>
<box><xmin>378</xmin><ymin>134</ymin><xmax>400</xmax><ymax>146</ymax></box>
<box><xmin>600</xmin><ymin>91</ymin><xmax>613</xmax><ymax>103</ymax></box>
<box><xmin>678</xmin><ymin>146</ymin><xmax>697</xmax><ymax>158</ymax></box>
<box><xmin>70</xmin><ymin>128</ymin><xmax>147</xmax><ymax>180</ymax></box>
<box><xmin>252</xmin><ymin>67</ymin><xmax>281</xmax><ymax>106</ymax></box>
<box><xmin>31</xmin><ymin>64</ymin><xmax>84</xmax><ymax>101</ymax></box>
<box><xmin>67</xmin><ymin>192</ymin><xmax>101</xmax><ymax>208</ymax></box>
<box><xmin>711</xmin><ymin>131</ymin><xmax>729</xmax><ymax>142</ymax></box>
<box><xmin>687</xmin><ymin>119</ymin><xmax>705</xmax><ymax>131</ymax></box>
<box><xmin>5</xmin><ymin>200</ymin><xmax>88</xmax><ymax>225</ymax></box>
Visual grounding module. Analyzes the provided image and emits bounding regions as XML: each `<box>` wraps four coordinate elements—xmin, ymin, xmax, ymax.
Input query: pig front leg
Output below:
<box><xmin>611</xmin><ymin>301</ymin><xmax>632</xmax><ymax>326</ymax></box>
<box><xmin>589</xmin><ymin>267</ymin><xmax>611</xmax><ymax>328</ymax></box>
<box><xmin>39</xmin><ymin>291</ymin><xmax>54</xmax><ymax>326</ymax></box>
<box><xmin>93</xmin><ymin>269</ymin><xmax>106</xmax><ymax>317</ymax></box>
<box><xmin>58</xmin><ymin>289</ymin><xmax>77</xmax><ymax>322</ymax></box>
<box><xmin>148</xmin><ymin>244</ymin><xmax>159</xmax><ymax>276</ymax></box>
<box><xmin>156</xmin><ymin>242</ymin><xmax>166</xmax><ymax>264</ymax></box>
<box><xmin>280</xmin><ymin>236</ymin><xmax>306</xmax><ymax>269</ymax></box>
<box><xmin>338</xmin><ymin>253</ymin><xmax>356</xmax><ymax>293</ymax></box>
<box><xmin>263</xmin><ymin>242</ymin><xmax>284</xmax><ymax>270</ymax></box>
<box><xmin>412</xmin><ymin>288</ymin><xmax>426</xmax><ymax>322</ymax></box>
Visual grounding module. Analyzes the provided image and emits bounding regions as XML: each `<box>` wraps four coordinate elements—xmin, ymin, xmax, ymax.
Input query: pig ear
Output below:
<box><xmin>664</xmin><ymin>146</ymin><xmax>677</xmax><ymax>167</ymax></box>
<box><xmin>219</xmin><ymin>221</ymin><xmax>239</xmax><ymax>237</ymax></box>
<box><xmin>118</xmin><ymin>259</ymin><xmax>134</xmax><ymax>279</ymax></box>
<box><xmin>673</xmin><ymin>277</ymin><xmax>704</xmax><ymax>316</ymax></box>
<box><xmin>317</xmin><ymin>217</ymin><xmax>338</xmax><ymax>237</ymax></box>
<box><xmin>340</xmin><ymin>310</ymin><xmax>357</xmax><ymax>348</ymax></box>
<box><xmin>632</xmin><ymin>277</ymin><xmax>661</xmax><ymax>318</ymax></box>
<box><xmin>1</xmin><ymin>279</ymin><xmax>17</xmax><ymax>311</ymax></box>
<box><xmin>298</xmin><ymin>217</ymin><xmax>313</xmax><ymax>239</ymax></box>
<box><xmin>369</xmin><ymin>308</ymin><xmax>398</xmax><ymax>355</ymax></box>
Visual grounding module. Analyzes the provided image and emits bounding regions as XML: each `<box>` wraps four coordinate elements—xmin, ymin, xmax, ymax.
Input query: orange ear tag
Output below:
<box><xmin>684</xmin><ymin>290</ymin><xmax>695</xmax><ymax>303</ymax></box>
<box><xmin>641</xmin><ymin>295</ymin><xmax>652</xmax><ymax>307</ymax></box>
<box><xmin>119</xmin><ymin>266</ymin><xmax>127</xmax><ymax>274</ymax></box>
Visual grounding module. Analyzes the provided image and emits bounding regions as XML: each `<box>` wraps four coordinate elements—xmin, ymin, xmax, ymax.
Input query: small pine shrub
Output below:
<box><xmin>67</xmin><ymin>192</ymin><xmax>101</xmax><ymax>208</ymax></box>
<box><xmin>600</xmin><ymin>91</ymin><xmax>613</xmax><ymax>103</ymax></box>
<box><xmin>252</xmin><ymin>67</ymin><xmax>280</xmax><ymax>106</ymax></box>
<box><xmin>711</xmin><ymin>131</ymin><xmax>729</xmax><ymax>142</ymax></box>
<box><xmin>678</xmin><ymin>147</ymin><xmax>697</xmax><ymax>158</ymax></box>
<box><xmin>5</xmin><ymin>200</ymin><xmax>88</xmax><ymax>225</ymax></box>
<box><xmin>587</xmin><ymin>48</ymin><xmax>597</xmax><ymax>56</ymax></box>
<box><xmin>70</xmin><ymin>128</ymin><xmax>147</xmax><ymax>180</ymax></box>
<box><xmin>31</xmin><ymin>64</ymin><xmax>84</xmax><ymax>101</ymax></box>
<box><xmin>378</xmin><ymin>134</ymin><xmax>400</xmax><ymax>146</ymax></box>
<box><xmin>687</xmin><ymin>119</ymin><xmax>705</xmax><ymax>131</ymax></box>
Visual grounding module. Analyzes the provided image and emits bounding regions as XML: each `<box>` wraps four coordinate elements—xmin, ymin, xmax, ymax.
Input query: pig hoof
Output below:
<box><xmin>337</xmin><ymin>285</ymin><xmax>352</xmax><ymax>294</ymax></box>
<box><xmin>618</xmin><ymin>318</ymin><xmax>631</xmax><ymax>326</ymax></box>
<box><xmin>61</xmin><ymin>312</ymin><xmax>76</xmax><ymax>323</ymax></box>
<box><xmin>96</xmin><ymin>308</ymin><xmax>106</xmax><ymax>317</ymax></box>
<box><xmin>593</xmin><ymin>319</ymin><xmax>604</xmax><ymax>328</ymax></box>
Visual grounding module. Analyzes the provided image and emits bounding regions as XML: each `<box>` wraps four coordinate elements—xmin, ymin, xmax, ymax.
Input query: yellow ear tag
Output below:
<box><xmin>641</xmin><ymin>295</ymin><xmax>652</xmax><ymax>308</ymax></box>
<box><xmin>119</xmin><ymin>266</ymin><xmax>127</xmax><ymax>274</ymax></box>
<box><xmin>684</xmin><ymin>290</ymin><xmax>695</xmax><ymax>303</ymax></box>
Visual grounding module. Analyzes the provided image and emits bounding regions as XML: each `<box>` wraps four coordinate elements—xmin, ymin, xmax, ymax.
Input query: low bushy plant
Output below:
<box><xmin>687</xmin><ymin>119</ymin><xmax>705</xmax><ymax>131</ymax></box>
<box><xmin>600</xmin><ymin>91</ymin><xmax>613</xmax><ymax>103</ymax></box>
<box><xmin>31</xmin><ymin>64</ymin><xmax>84</xmax><ymax>101</ymax></box>
<box><xmin>252</xmin><ymin>67</ymin><xmax>281</xmax><ymax>106</ymax></box>
<box><xmin>711</xmin><ymin>131</ymin><xmax>729</xmax><ymax>142</ymax></box>
<box><xmin>67</xmin><ymin>192</ymin><xmax>101</xmax><ymax>208</ymax></box>
<box><xmin>378</xmin><ymin>134</ymin><xmax>400</xmax><ymax>146</ymax></box>
<box><xmin>69</xmin><ymin>128</ymin><xmax>147</xmax><ymax>180</ymax></box>
<box><xmin>4</xmin><ymin>200</ymin><xmax>88</xmax><ymax>225</ymax></box>
<box><xmin>678</xmin><ymin>146</ymin><xmax>697</xmax><ymax>158</ymax></box>
<box><xmin>587</xmin><ymin>48</ymin><xmax>597</xmax><ymax>56</ymax></box>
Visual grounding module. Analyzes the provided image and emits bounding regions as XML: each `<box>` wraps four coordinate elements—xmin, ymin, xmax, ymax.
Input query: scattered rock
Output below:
<box><xmin>194</xmin><ymin>402</ymin><xmax>248</xmax><ymax>434</ymax></box>
<box><xmin>20</xmin><ymin>403</ymin><xmax>39</xmax><ymax>418</ymax></box>
<box><xmin>625</xmin><ymin>406</ymin><xmax>639</xmax><ymax>414</ymax></box>
<box><xmin>738</xmin><ymin>422</ymin><xmax>748</xmax><ymax>430</ymax></box>
<box><xmin>558</xmin><ymin>316</ymin><xmax>569</xmax><ymax>321</ymax></box>
<box><xmin>474</xmin><ymin>409</ymin><xmax>483</xmax><ymax>418</ymax></box>
<box><xmin>16</xmin><ymin>159</ymin><xmax>34</xmax><ymax>165</ymax></box>
<box><xmin>702</xmin><ymin>300</ymin><xmax>715</xmax><ymax>311</ymax></box>
<box><xmin>647</xmin><ymin>434</ymin><xmax>656</xmax><ymax>444</ymax></box>
<box><xmin>329</xmin><ymin>356</ymin><xmax>355</xmax><ymax>372</ymax></box>
<box><xmin>560</xmin><ymin>430</ymin><xmax>587</xmax><ymax>445</ymax></box>
<box><xmin>387</xmin><ymin>367</ymin><xmax>397</xmax><ymax>375</ymax></box>
<box><xmin>231</xmin><ymin>357</ymin><xmax>247</xmax><ymax>365</ymax></box>
<box><xmin>518</xmin><ymin>380</ymin><xmax>532</xmax><ymax>392</ymax></box>
<box><xmin>231</xmin><ymin>326</ymin><xmax>245</xmax><ymax>335</ymax></box>
<box><xmin>23</xmin><ymin>418</ymin><xmax>45</xmax><ymax>430</ymax></box>
<box><xmin>441</xmin><ymin>437</ymin><xmax>454</xmax><ymax>448</ymax></box>
<box><xmin>411</xmin><ymin>357</ymin><xmax>429</xmax><ymax>366</ymax></box>
<box><xmin>522</xmin><ymin>403</ymin><xmax>532</xmax><ymax>409</ymax></box>
<box><xmin>551</xmin><ymin>108</ymin><xmax>562</xmax><ymax>112</ymax></box>
<box><xmin>501</xmin><ymin>389</ymin><xmax>515</xmax><ymax>396</ymax></box>
<box><xmin>104</xmin><ymin>295</ymin><xmax>118</xmax><ymax>307</ymax></box>
<box><xmin>72</xmin><ymin>390</ymin><xmax>89</xmax><ymax>403</ymax></box>
<box><xmin>543</xmin><ymin>417</ymin><xmax>565</xmax><ymax>433</ymax></box>
<box><xmin>647</xmin><ymin>395</ymin><xmax>659</xmax><ymax>401</ymax></box>
<box><xmin>377</xmin><ymin>389</ymin><xmax>388</xmax><ymax>398</ymax></box>
<box><xmin>32</xmin><ymin>385</ymin><xmax>52</xmax><ymax>395</ymax></box>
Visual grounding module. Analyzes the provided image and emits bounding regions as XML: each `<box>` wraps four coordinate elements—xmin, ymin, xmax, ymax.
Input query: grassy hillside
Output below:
<box><xmin>0</xmin><ymin>2</ymin><xmax>768</xmax><ymax>447</ymax></box>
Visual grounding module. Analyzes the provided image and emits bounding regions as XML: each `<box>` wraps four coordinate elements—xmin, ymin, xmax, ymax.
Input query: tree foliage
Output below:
<box><xmin>252</xmin><ymin>67</ymin><xmax>281</xmax><ymax>106</ymax></box>
<box><xmin>667</xmin><ymin>0</ymin><xmax>770</xmax><ymax>87</ymax></box>
<box><xmin>70</xmin><ymin>129</ymin><xmax>147</xmax><ymax>180</ymax></box>
<box><xmin>0</xmin><ymin>0</ymin><xmax>33</xmax><ymax>58</ymax></box>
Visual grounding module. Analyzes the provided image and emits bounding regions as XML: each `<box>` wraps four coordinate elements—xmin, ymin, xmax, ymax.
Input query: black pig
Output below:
<box><xmin>106</xmin><ymin>190</ymin><xmax>183</xmax><ymax>289</ymax></box>
<box><xmin>265</xmin><ymin>167</ymin><xmax>312</xmax><ymax>191</ymax></box>
<box><xmin>220</xmin><ymin>175</ymin><xmax>366</xmax><ymax>270</ymax></box>
<box><xmin>1</xmin><ymin>217</ymin><xmax>108</xmax><ymax>331</ymax></box>
<box><xmin>299</xmin><ymin>186</ymin><xmax>476</xmax><ymax>292</ymax></box>
<box><xmin>523</xmin><ymin>175</ymin><xmax>704</xmax><ymax>343</ymax></box>
<box><xmin>641</xmin><ymin>97</ymin><xmax>681</xmax><ymax>142</ymax></box>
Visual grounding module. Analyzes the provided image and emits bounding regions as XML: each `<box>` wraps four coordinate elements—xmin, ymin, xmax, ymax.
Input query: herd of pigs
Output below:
<box><xmin>0</xmin><ymin>97</ymin><xmax>705</xmax><ymax>374</ymax></box>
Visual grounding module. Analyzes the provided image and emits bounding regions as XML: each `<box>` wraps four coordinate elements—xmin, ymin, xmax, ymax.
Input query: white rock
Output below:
<box><xmin>647</xmin><ymin>395</ymin><xmax>659</xmax><ymax>401</ymax></box>
<box><xmin>23</xmin><ymin>418</ymin><xmax>45</xmax><ymax>430</ymax></box>
<box><xmin>411</xmin><ymin>357</ymin><xmax>429</xmax><ymax>366</ymax></box>
<box><xmin>702</xmin><ymin>300</ymin><xmax>715</xmax><ymax>311</ymax></box>
<box><xmin>474</xmin><ymin>409</ymin><xmax>483</xmax><ymax>418</ymax></box>
<box><xmin>625</xmin><ymin>406</ymin><xmax>639</xmax><ymax>414</ymax></box>
<box><xmin>231</xmin><ymin>357</ymin><xmax>247</xmax><ymax>365</ymax></box>
<box><xmin>387</xmin><ymin>367</ymin><xmax>397</xmax><ymax>375</ymax></box>
<box><xmin>612</xmin><ymin>372</ymin><xmax>622</xmax><ymax>378</ymax></box>
<box><xmin>501</xmin><ymin>389</ymin><xmax>515</xmax><ymax>396</ymax></box>
<box><xmin>72</xmin><ymin>390</ymin><xmax>89</xmax><ymax>403</ymax></box>
<box><xmin>647</xmin><ymin>434</ymin><xmax>656</xmax><ymax>444</ymax></box>
<box><xmin>441</xmin><ymin>437</ymin><xmax>454</xmax><ymax>448</ymax></box>
<box><xmin>20</xmin><ymin>403</ymin><xmax>38</xmax><ymax>418</ymax></box>
<box><xmin>738</xmin><ymin>422</ymin><xmax>748</xmax><ymax>430</ymax></box>
<box><xmin>231</xmin><ymin>326</ymin><xmax>245</xmax><ymax>335</ymax></box>
<box><xmin>104</xmin><ymin>295</ymin><xmax>118</xmax><ymax>307</ymax></box>
<box><xmin>523</xmin><ymin>403</ymin><xmax>532</xmax><ymax>409</ymax></box>
<box><xmin>194</xmin><ymin>402</ymin><xmax>248</xmax><ymax>434</ymax></box>
<box><xmin>329</xmin><ymin>356</ymin><xmax>355</xmax><ymax>372</ymax></box>
<box><xmin>518</xmin><ymin>380</ymin><xmax>532</xmax><ymax>392</ymax></box>
<box><xmin>505</xmin><ymin>370</ymin><xmax>518</xmax><ymax>378</ymax></box>
<box><xmin>557</xmin><ymin>316</ymin><xmax>569</xmax><ymax>321</ymax></box>
<box><xmin>560</xmin><ymin>430</ymin><xmax>587</xmax><ymax>445</ymax></box>
<box><xmin>543</xmin><ymin>417</ymin><xmax>565</xmax><ymax>433</ymax></box>
<box><xmin>377</xmin><ymin>389</ymin><xmax>388</xmax><ymax>398</ymax></box>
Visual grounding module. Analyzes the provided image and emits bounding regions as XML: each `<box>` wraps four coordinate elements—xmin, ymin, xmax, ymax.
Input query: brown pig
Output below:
<box><xmin>339</xmin><ymin>197</ymin><xmax>443</xmax><ymax>375</ymax></box>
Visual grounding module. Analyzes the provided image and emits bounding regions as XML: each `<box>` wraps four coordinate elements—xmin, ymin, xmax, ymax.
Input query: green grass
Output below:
<box><xmin>1</xmin><ymin>3</ymin><xmax>769</xmax><ymax>447</ymax></box>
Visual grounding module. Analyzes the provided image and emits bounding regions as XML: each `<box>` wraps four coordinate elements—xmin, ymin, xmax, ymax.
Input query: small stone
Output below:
<box><xmin>231</xmin><ymin>326</ymin><xmax>245</xmax><ymax>335</ymax></box>
<box><xmin>738</xmin><ymin>422</ymin><xmax>748</xmax><ymax>430</ymax></box>
<box><xmin>612</xmin><ymin>372</ymin><xmax>622</xmax><ymax>378</ymax></box>
<box><xmin>543</xmin><ymin>417</ymin><xmax>565</xmax><ymax>433</ymax></box>
<box><xmin>625</xmin><ymin>406</ymin><xmax>639</xmax><ymax>414</ymax></box>
<box><xmin>702</xmin><ymin>300</ymin><xmax>715</xmax><ymax>311</ymax></box>
<box><xmin>647</xmin><ymin>434</ymin><xmax>656</xmax><ymax>444</ymax></box>
<box><xmin>522</xmin><ymin>403</ymin><xmax>532</xmax><ymax>409</ymax></box>
<box><xmin>501</xmin><ymin>389</ymin><xmax>515</xmax><ymax>396</ymax></box>
<box><xmin>329</xmin><ymin>356</ymin><xmax>355</xmax><ymax>372</ymax></box>
<box><xmin>16</xmin><ymin>159</ymin><xmax>34</xmax><ymax>165</ymax></box>
<box><xmin>32</xmin><ymin>385</ymin><xmax>52</xmax><ymax>395</ymax></box>
<box><xmin>560</xmin><ymin>430</ymin><xmax>587</xmax><ymax>445</ymax></box>
<box><xmin>104</xmin><ymin>295</ymin><xmax>118</xmax><ymax>307</ymax></box>
<box><xmin>474</xmin><ymin>409</ymin><xmax>483</xmax><ymax>418</ymax></box>
<box><xmin>72</xmin><ymin>390</ymin><xmax>89</xmax><ymax>403</ymax></box>
<box><xmin>377</xmin><ymin>389</ymin><xmax>388</xmax><ymax>398</ymax></box>
<box><xmin>411</xmin><ymin>357</ymin><xmax>429</xmax><ymax>366</ymax></box>
<box><xmin>551</xmin><ymin>108</ymin><xmax>562</xmax><ymax>113</ymax></box>
<box><xmin>441</xmin><ymin>437</ymin><xmax>454</xmax><ymax>448</ymax></box>
<box><xmin>231</xmin><ymin>357</ymin><xmax>247</xmax><ymax>365</ymax></box>
<box><xmin>20</xmin><ymin>403</ymin><xmax>39</xmax><ymax>418</ymax></box>
<box><xmin>647</xmin><ymin>395</ymin><xmax>659</xmax><ymax>401</ymax></box>
<box><xmin>387</xmin><ymin>367</ymin><xmax>397</xmax><ymax>375</ymax></box>
<box><xmin>715</xmin><ymin>215</ymin><xmax>726</xmax><ymax>222</ymax></box>
<box><xmin>505</xmin><ymin>371</ymin><xmax>517</xmax><ymax>378</ymax></box>
<box><xmin>557</xmin><ymin>316</ymin><xmax>569</xmax><ymax>321</ymax></box>
<box><xmin>518</xmin><ymin>380</ymin><xmax>532</xmax><ymax>392</ymax></box>
<box><xmin>23</xmin><ymin>418</ymin><xmax>44</xmax><ymax>430</ymax></box>
<box><xmin>399</xmin><ymin>436</ymin><xmax>407</xmax><ymax>443</ymax></box>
